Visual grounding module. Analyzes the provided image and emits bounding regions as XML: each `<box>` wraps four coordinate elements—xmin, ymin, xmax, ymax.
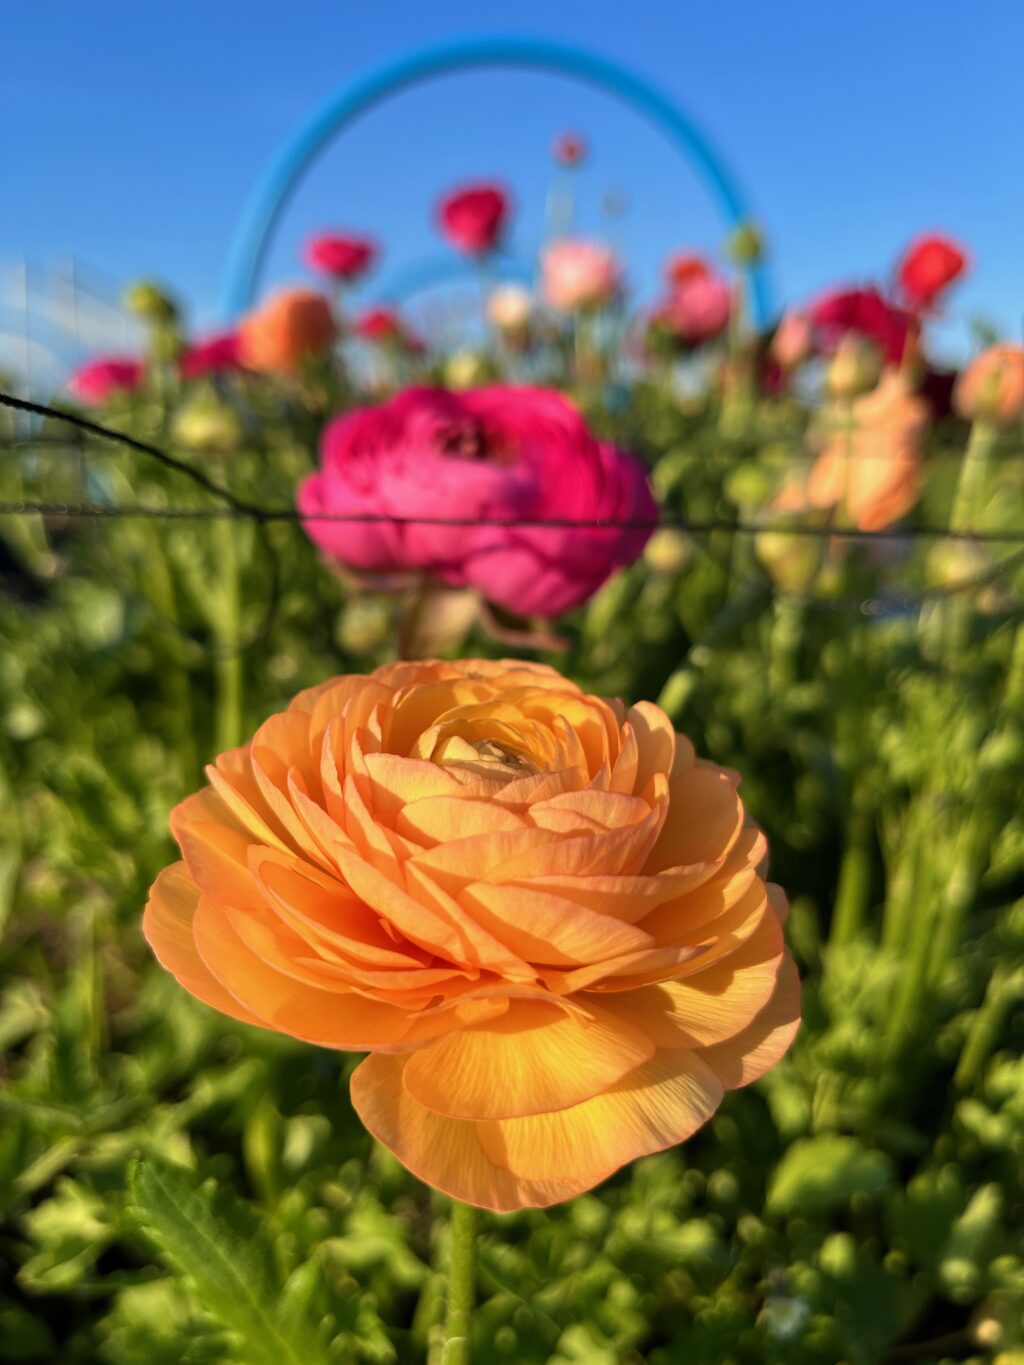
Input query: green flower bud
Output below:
<box><xmin>726</xmin><ymin>221</ymin><xmax>764</xmax><ymax>266</ymax></box>
<box><xmin>826</xmin><ymin>335</ymin><xmax>882</xmax><ymax>400</ymax></box>
<box><xmin>643</xmin><ymin>527</ymin><xmax>692</xmax><ymax>575</ymax></box>
<box><xmin>123</xmin><ymin>278</ymin><xmax>179</xmax><ymax>325</ymax></box>
<box><xmin>172</xmin><ymin>391</ymin><xmax>243</xmax><ymax>453</ymax></box>
<box><xmin>335</xmin><ymin>598</ymin><xmax>392</xmax><ymax>655</ymax></box>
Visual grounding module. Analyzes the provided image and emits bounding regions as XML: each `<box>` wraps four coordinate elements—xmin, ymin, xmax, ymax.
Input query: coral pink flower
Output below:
<box><xmin>69</xmin><ymin>356</ymin><xmax>144</xmax><ymax>404</ymax></box>
<box><xmin>897</xmin><ymin>234</ymin><xmax>968</xmax><ymax>310</ymax></box>
<box><xmin>298</xmin><ymin>386</ymin><xmax>657</xmax><ymax>618</ymax></box>
<box><xmin>661</xmin><ymin>274</ymin><xmax>731</xmax><ymax>344</ymax></box>
<box><xmin>305</xmin><ymin>232</ymin><xmax>377</xmax><ymax>283</ymax></box>
<box><xmin>806</xmin><ymin>370</ymin><xmax>929</xmax><ymax>531</ymax></box>
<box><xmin>437</xmin><ymin>183</ymin><xmax>509</xmax><ymax>255</ymax></box>
<box><xmin>179</xmin><ymin>331</ymin><xmax>243</xmax><ymax>380</ymax></box>
<box><xmin>771</xmin><ymin>311</ymin><xmax>814</xmax><ymax>371</ymax></box>
<box><xmin>542</xmin><ymin>240</ymin><xmax>622</xmax><ymax>312</ymax></box>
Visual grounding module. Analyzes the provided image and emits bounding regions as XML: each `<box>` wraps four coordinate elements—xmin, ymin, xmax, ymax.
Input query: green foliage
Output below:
<box><xmin>1</xmin><ymin>337</ymin><xmax>1022</xmax><ymax>1362</ymax></box>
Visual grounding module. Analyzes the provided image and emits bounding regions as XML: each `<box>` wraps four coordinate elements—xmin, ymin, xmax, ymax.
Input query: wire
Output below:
<box><xmin>2</xmin><ymin>391</ymin><xmax>1023</xmax><ymax>544</ymax></box>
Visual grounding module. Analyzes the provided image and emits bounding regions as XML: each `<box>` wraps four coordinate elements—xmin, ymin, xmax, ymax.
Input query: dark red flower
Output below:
<box><xmin>305</xmin><ymin>233</ymin><xmax>377</xmax><ymax>283</ymax></box>
<box><xmin>896</xmin><ymin>234</ymin><xmax>968</xmax><ymax>310</ymax></box>
<box><xmin>437</xmin><ymin>183</ymin><xmax>509</xmax><ymax>256</ymax></box>
<box><xmin>179</xmin><ymin>331</ymin><xmax>243</xmax><ymax>380</ymax></box>
<box><xmin>808</xmin><ymin>286</ymin><xmax>912</xmax><ymax>365</ymax></box>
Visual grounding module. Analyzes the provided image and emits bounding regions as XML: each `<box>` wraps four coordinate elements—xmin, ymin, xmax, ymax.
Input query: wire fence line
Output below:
<box><xmin>2</xmin><ymin>393</ymin><xmax>1023</xmax><ymax>545</ymax></box>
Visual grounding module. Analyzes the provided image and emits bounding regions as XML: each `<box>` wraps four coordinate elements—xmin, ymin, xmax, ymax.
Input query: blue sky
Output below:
<box><xmin>3</xmin><ymin>0</ymin><xmax>1020</xmax><ymax>360</ymax></box>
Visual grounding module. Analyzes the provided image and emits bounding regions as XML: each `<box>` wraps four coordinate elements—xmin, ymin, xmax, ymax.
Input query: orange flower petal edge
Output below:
<box><xmin>143</xmin><ymin>659</ymin><xmax>800</xmax><ymax>1211</ymax></box>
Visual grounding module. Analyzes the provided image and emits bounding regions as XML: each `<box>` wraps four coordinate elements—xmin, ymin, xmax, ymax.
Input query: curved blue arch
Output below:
<box><xmin>219</xmin><ymin>35</ymin><xmax>773</xmax><ymax>326</ymax></box>
<box><xmin>378</xmin><ymin>252</ymin><xmax>534</xmax><ymax>306</ymax></box>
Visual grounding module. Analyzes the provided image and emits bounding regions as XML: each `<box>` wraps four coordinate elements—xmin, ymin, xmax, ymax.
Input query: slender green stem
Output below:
<box><xmin>954</xmin><ymin>963</ymin><xmax>1017</xmax><ymax>1092</ymax></box>
<box><xmin>214</xmin><ymin>517</ymin><xmax>244</xmax><ymax>753</ymax></box>
<box><xmin>441</xmin><ymin>1201</ymin><xmax>477</xmax><ymax>1365</ymax></box>
<box><xmin>830</xmin><ymin>781</ymin><xmax>874</xmax><ymax>948</ymax></box>
<box><xmin>949</xmin><ymin>418</ymin><xmax>997</xmax><ymax>533</ymax></box>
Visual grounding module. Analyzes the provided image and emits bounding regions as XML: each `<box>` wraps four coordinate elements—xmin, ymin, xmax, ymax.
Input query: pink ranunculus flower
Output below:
<box><xmin>542</xmin><ymin>240</ymin><xmax>621</xmax><ymax>312</ymax></box>
<box><xmin>305</xmin><ymin>232</ymin><xmax>377</xmax><ymax>283</ymax></box>
<box><xmin>69</xmin><ymin>356</ymin><xmax>145</xmax><ymax>404</ymax></box>
<box><xmin>808</xmin><ymin>286</ymin><xmax>911</xmax><ymax>365</ymax></box>
<box><xmin>298</xmin><ymin>386</ymin><xmax>657</xmax><ymax>618</ymax></box>
<box><xmin>771</xmin><ymin>310</ymin><xmax>814</xmax><ymax>371</ymax></box>
<box><xmin>179</xmin><ymin>331</ymin><xmax>243</xmax><ymax>380</ymax></box>
<box><xmin>437</xmin><ymin>183</ymin><xmax>509</xmax><ymax>256</ymax></box>
<box><xmin>663</xmin><ymin>273</ymin><xmax>731</xmax><ymax>344</ymax></box>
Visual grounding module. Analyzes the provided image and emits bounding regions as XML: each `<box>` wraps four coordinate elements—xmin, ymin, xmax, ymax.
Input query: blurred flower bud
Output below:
<box><xmin>755</xmin><ymin>528</ymin><xmax>821</xmax><ymax>592</ymax></box>
<box><xmin>444</xmin><ymin>349</ymin><xmax>490</xmax><ymax>390</ymax></box>
<box><xmin>954</xmin><ymin>344</ymin><xmax>1024</xmax><ymax>425</ymax></box>
<box><xmin>643</xmin><ymin>527</ymin><xmax>691</xmax><ymax>575</ymax></box>
<box><xmin>926</xmin><ymin>537</ymin><xmax>990</xmax><ymax>591</ymax></box>
<box><xmin>819</xmin><ymin>1233</ymin><xmax>857</xmax><ymax>1280</ymax></box>
<box><xmin>334</xmin><ymin>598</ymin><xmax>392</xmax><ymax>655</ymax></box>
<box><xmin>771</xmin><ymin>311</ymin><xmax>814</xmax><ymax>371</ymax></box>
<box><xmin>553</xmin><ymin>132</ymin><xmax>587</xmax><ymax>166</ymax></box>
<box><xmin>725</xmin><ymin>462</ymin><xmax>776</xmax><ymax>510</ymax></box>
<box><xmin>124</xmin><ymin>279</ymin><xmax>179</xmax><ymax>326</ymax></box>
<box><xmin>171</xmin><ymin>390</ymin><xmax>243</xmax><ymax>453</ymax></box>
<box><xmin>726</xmin><ymin>221</ymin><xmax>764</xmax><ymax>266</ymax></box>
<box><xmin>826</xmin><ymin>334</ymin><xmax>883</xmax><ymax>400</ymax></box>
<box><xmin>487</xmin><ymin>283</ymin><xmax>533</xmax><ymax>337</ymax></box>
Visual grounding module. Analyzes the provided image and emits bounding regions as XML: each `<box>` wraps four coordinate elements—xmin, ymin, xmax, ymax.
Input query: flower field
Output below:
<box><xmin>1</xmin><ymin>166</ymin><xmax>1023</xmax><ymax>1365</ymax></box>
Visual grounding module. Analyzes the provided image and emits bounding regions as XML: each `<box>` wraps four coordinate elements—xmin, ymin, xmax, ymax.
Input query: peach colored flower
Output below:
<box><xmin>954</xmin><ymin>344</ymin><xmax>1024</xmax><ymax>425</ymax></box>
<box><xmin>806</xmin><ymin>370</ymin><xmax>929</xmax><ymax>531</ymax></box>
<box><xmin>771</xmin><ymin>311</ymin><xmax>813</xmax><ymax>371</ymax></box>
<box><xmin>238</xmin><ymin>287</ymin><xmax>336</xmax><ymax>374</ymax></box>
<box><xmin>144</xmin><ymin>659</ymin><xmax>799</xmax><ymax>1212</ymax></box>
<box><xmin>542</xmin><ymin>240</ymin><xmax>621</xmax><ymax>312</ymax></box>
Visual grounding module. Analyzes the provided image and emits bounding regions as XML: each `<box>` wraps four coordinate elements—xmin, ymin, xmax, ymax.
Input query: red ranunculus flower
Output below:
<box><xmin>808</xmin><ymin>287</ymin><xmax>912</xmax><ymax>365</ymax></box>
<box><xmin>179</xmin><ymin>331</ymin><xmax>243</xmax><ymax>380</ymax></box>
<box><xmin>68</xmin><ymin>356</ymin><xmax>145</xmax><ymax>404</ymax></box>
<box><xmin>896</xmin><ymin>233</ymin><xmax>968</xmax><ymax>310</ymax></box>
<box><xmin>665</xmin><ymin>252</ymin><xmax>712</xmax><ymax>287</ymax></box>
<box><xmin>305</xmin><ymin>232</ymin><xmax>378</xmax><ymax>283</ymax></box>
<box><xmin>437</xmin><ymin>183</ymin><xmax>509</xmax><ymax>256</ymax></box>
<box><xmin>298</xmin><ymin>386</ymin><xmax>657</xmax><ymax>618</ymax></box>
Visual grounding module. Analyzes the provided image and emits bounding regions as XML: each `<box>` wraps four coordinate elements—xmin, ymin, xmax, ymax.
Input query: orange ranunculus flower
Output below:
<box><xmin>806</xmin><ymin>369</ymin><xmax>930</xmax><ymax>532</ymax></box>
<box><xmin>238</xmin><ymin>286</ymin><xmax>336</xmax><ymax>374</ymax></box>
<box><xmin>954</xmin><ymin>344</ymin><xmax>1024</xmax><ymax>426</ymax></box>
<box><xmin>144</xmin><ymin>660</ymin><xmax>799</xmax><ymax>1211</ymax></box>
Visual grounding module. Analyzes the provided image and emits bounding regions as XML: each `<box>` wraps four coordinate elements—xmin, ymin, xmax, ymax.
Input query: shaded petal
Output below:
<box><xmin>402</xmin><ymin>999</ymin><xmax>654</xmax><ymax>1119</ymax></box>
<box><xmin>698</xmin><ymin>954</ymin><xmax>801</xmax><ymax>1087</ymax></box>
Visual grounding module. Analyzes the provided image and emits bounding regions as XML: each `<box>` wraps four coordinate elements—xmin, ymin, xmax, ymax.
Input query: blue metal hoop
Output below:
<box><xmin>219</xmin><ymin>35</ymin><xmax>773</xmax><ymax>326</ymax></box>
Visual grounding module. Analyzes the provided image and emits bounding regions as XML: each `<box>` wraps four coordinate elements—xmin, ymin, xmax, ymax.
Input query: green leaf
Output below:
<box><xmin>767</xmin><ymin>1136</ymin><xmax>895</xmax><ymax>1216</ymax></box>
<box><xmin>128</xmin><ymin>1159</ymin><xmax>329</xmax><ymax>1365</ymax></box>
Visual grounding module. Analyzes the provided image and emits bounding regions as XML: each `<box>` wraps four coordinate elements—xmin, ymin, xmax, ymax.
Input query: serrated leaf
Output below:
<box><xmin>128</xmin><ymin>1159</ymin><xmax>328</xmax><ymax>1365</ymax></box>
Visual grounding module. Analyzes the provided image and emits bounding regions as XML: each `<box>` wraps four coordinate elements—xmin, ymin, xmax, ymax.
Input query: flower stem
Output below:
<box><xmin>441</xmin><ymin>1201</ymin><xmax>477</xmax><ymax>1365</ymax></box>
<box><xmin>830</xmin><ymin>780</ymin><xmax>874</xmax><ymax>948</ymax></box>
<box><xmin>214</xmin><ymin>517</ymin><xmax>243</xmax><ymax>753</ymax></box>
